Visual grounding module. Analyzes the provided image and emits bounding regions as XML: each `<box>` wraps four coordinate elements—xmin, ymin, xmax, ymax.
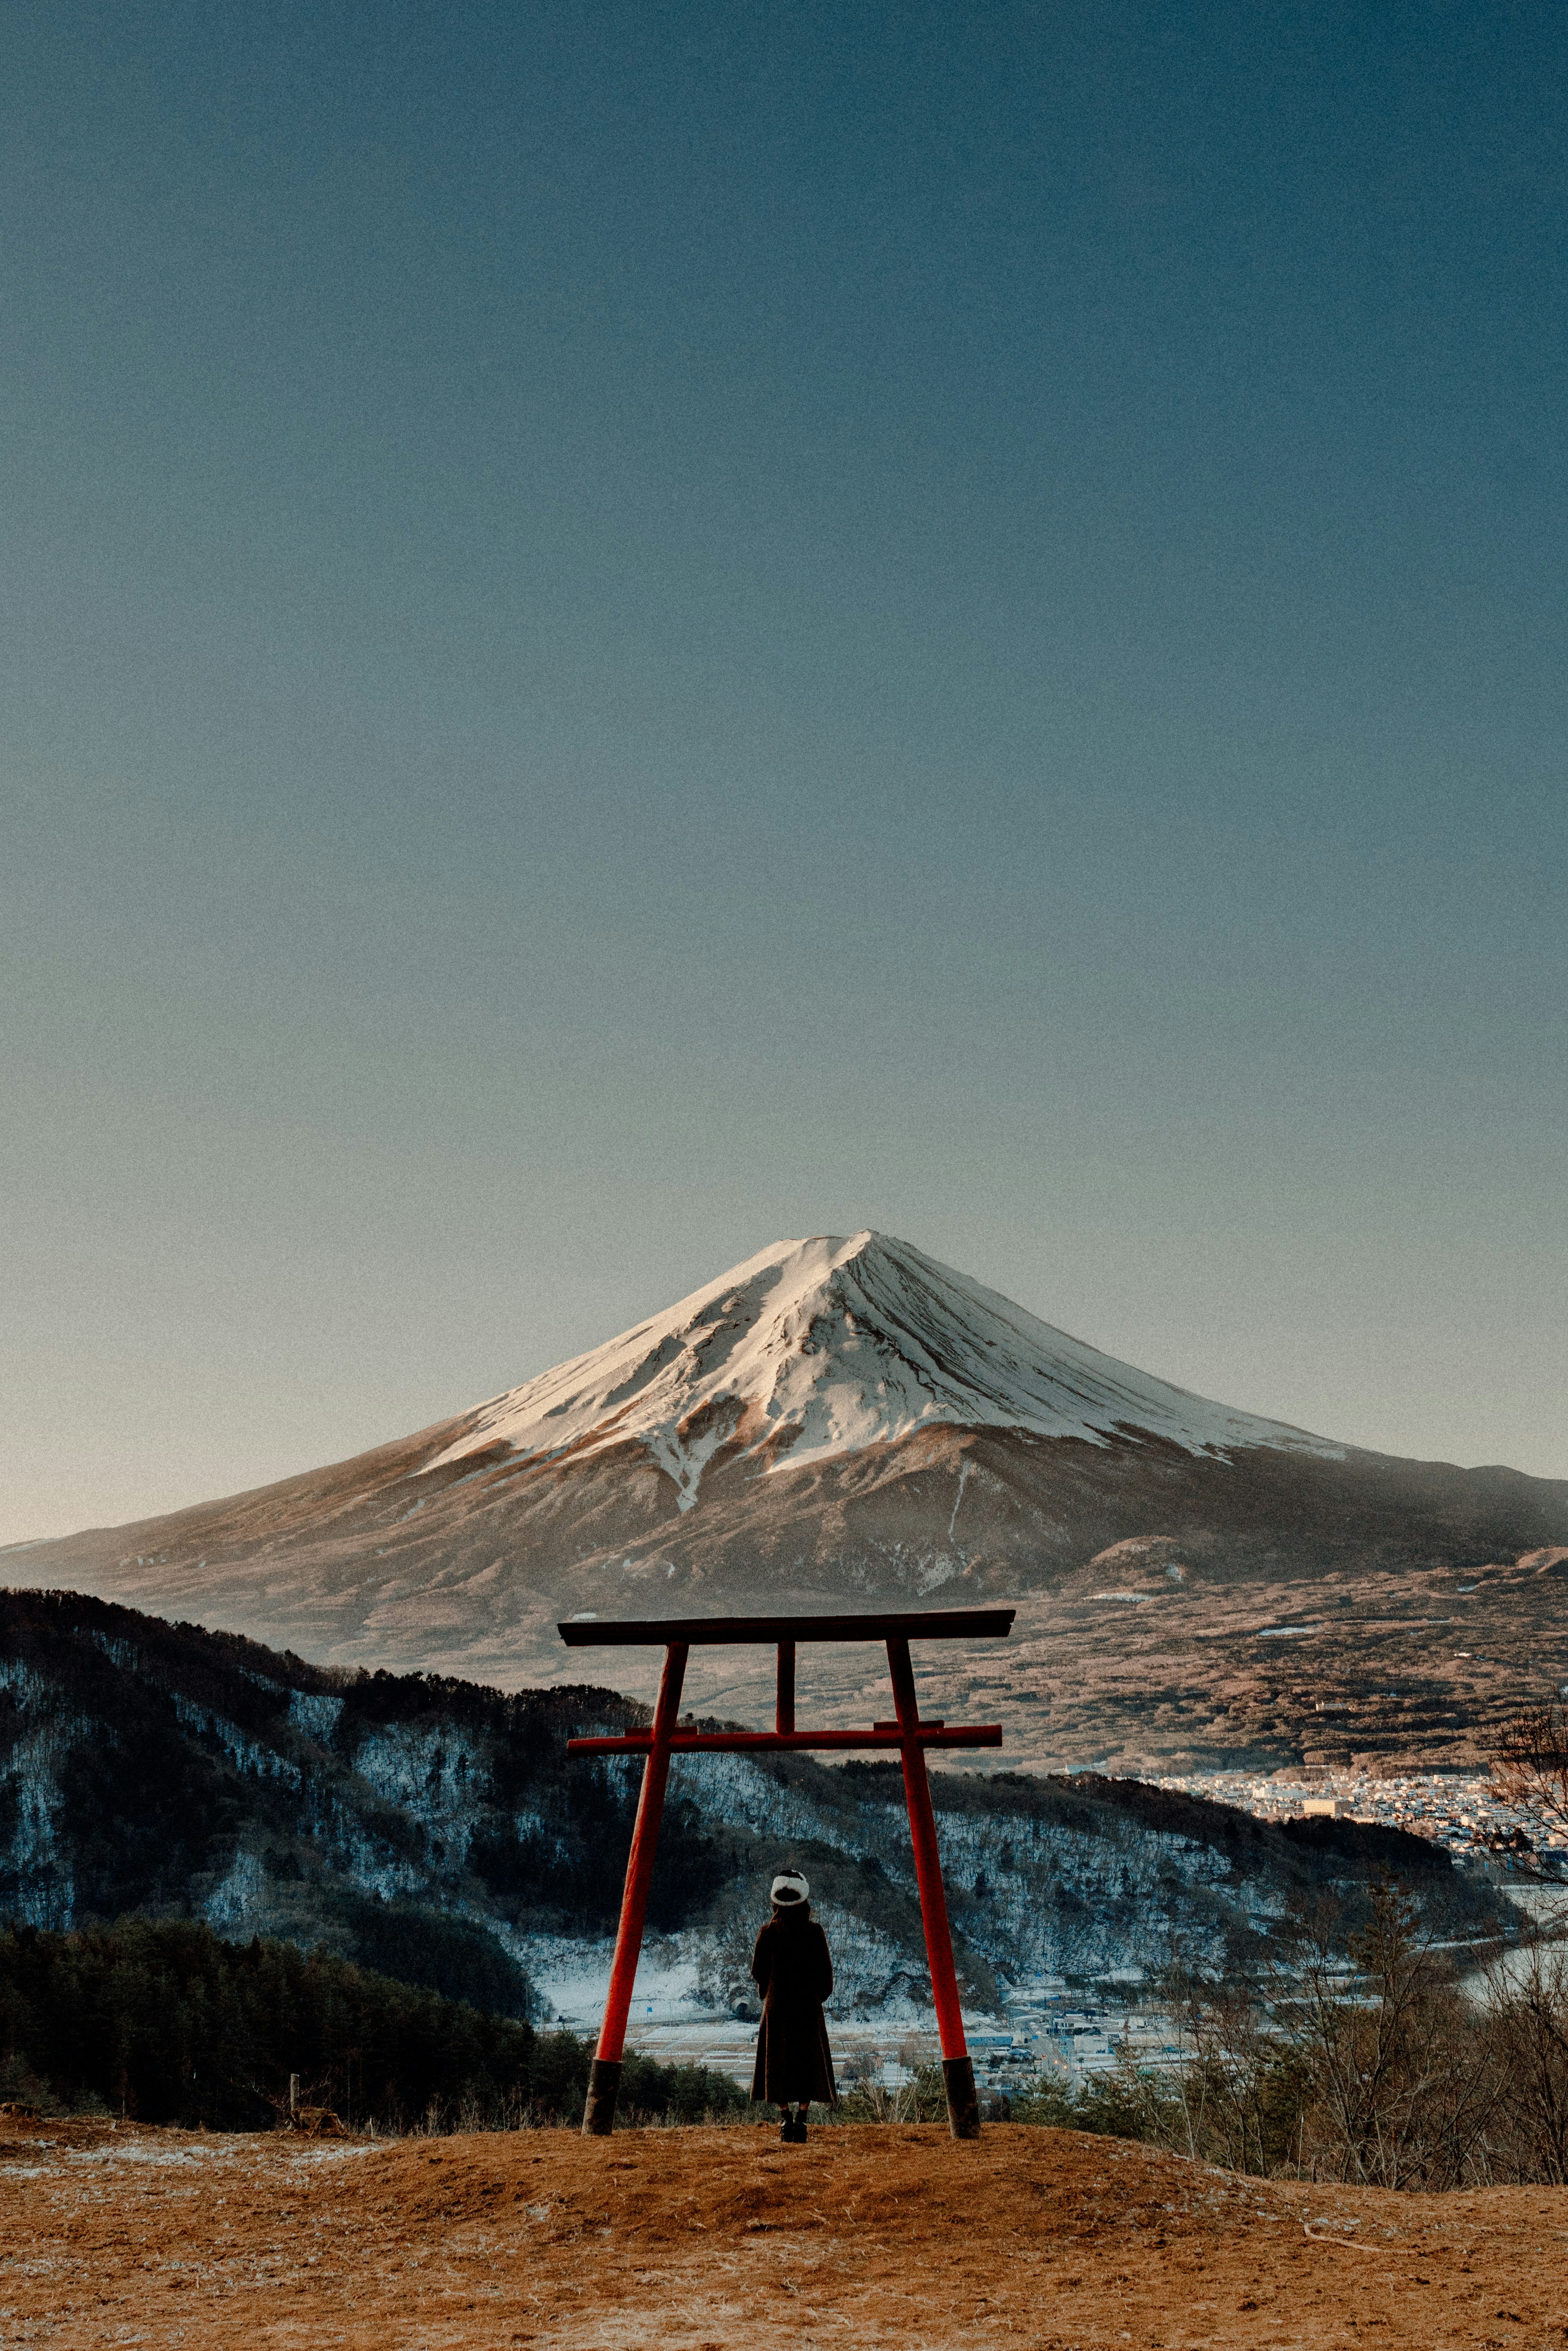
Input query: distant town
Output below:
<box><xmin>1156</xmin><ymin>1766</ymin><xmax>1568</xmax><ymax>1868</ymax></box>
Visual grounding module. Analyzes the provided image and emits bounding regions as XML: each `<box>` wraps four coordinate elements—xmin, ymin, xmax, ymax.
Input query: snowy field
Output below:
<box><xmin>519</xmin><ymin>1762</ymin><xmax>1566</xmax><ymax>2096</ymax></box>
<box><xmin>526</xmin><ymin>1932</ymin><xmax>1179</xmax><ymax>2092</ymax></box>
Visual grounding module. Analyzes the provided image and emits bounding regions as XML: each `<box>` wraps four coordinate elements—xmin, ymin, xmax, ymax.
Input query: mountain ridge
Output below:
<box><xmin>7</xmin><ymin>1232</ymin><xmax>1566</xmax><ymax>1761</ymax></box>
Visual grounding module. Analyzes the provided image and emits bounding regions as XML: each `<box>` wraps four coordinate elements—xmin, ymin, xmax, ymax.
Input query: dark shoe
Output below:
<box><xmin>787</xmin><ymin>2116</ymin><xmax>808</xmax><ymax>2143</ymax></box>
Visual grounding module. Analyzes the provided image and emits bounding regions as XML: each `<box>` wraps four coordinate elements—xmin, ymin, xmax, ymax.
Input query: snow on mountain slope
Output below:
<box><xmin>425</xmin><ymin>1231</ymin><xmax>1345</xmax><ymax>1509</ymax></box>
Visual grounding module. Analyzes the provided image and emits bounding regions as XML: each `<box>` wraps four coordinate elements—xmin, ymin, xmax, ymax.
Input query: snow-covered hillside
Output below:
<box><xmin>426</xmin><ymin>1231</ymin><xmax>1344</xmax><ymax>1509</ymax></box>
<box><xmin>2</xmin><ymin>1593</ymin><xmax>1489</xmax><ymax>2044</ymax></box>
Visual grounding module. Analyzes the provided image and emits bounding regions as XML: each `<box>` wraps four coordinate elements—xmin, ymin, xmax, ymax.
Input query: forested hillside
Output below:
<box><xmin>0</xmin><ymin>1918</ymin><xmax>743</xmax><ymax>2128</ymax></box>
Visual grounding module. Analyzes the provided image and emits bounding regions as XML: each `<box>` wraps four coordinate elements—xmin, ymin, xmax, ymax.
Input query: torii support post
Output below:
<box><xmin>581</xmin><ymin>1640</ymin><xmax>688</xmax><ymax>2135</ymax></box>
<box><xmin>776</xmin><ymin>1640</ymin><xmax>795</xmax><ymax>1734</ymax></box>
<box><xmin>886</xmin><ymin>1634</ymin><xmax>980</xmax><ymax>2137</ymax></box>
<box><xmin>560</xmin><ymin>1606</ymin><xmax>1013</xmax><ymax>2139</ymax></box>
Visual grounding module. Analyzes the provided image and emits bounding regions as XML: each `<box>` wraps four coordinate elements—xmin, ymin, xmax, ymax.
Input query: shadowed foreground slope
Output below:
<box><xmin>1</xmin><ymin>2112</ymin><xmax>1564</xmax><ymax>2348</ymax></box>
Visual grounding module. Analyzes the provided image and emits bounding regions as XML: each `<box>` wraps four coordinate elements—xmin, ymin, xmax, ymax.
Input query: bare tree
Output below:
<box><xmin>1020</xmin><ymin>1888</ymin><xmax>1568</xmax><ymax>2186</ymax></box>
<box><xmin>1163</xmin><ymin>1975</ymin><xmax>1291</xmax><ymax>2176</ymax></box>
<box><xmin>1489</xmin><ymin>1699</ymin><xmax>1568</xmax><ymax>1851</ymax></box>
<box><xmin>1284</xmin><ymin>1883</ymin><xmax>1501</xmax><ymax>2190</ymax></box>
<box><xmin>1483</xmin><ymin>1945</ymin><xmax>1568</xmax><ymax>2184</ymax></box>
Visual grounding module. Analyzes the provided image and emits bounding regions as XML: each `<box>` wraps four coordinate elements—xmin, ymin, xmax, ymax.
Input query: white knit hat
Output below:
<box><xmin>770</xmin><ymin>1869</ymin><xmax>809</xmax><ymax>1905</ymax></box>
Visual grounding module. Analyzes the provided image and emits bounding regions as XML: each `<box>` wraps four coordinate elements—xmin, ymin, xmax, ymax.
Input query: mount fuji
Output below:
<box><xmin>423</xmin><ymin>1231</ymin><xmax>1346</xmax><ymax>1504</ymax></box>
<box><xmin>9</xmin><ymin>1233</ymin><xmax>1566</xmax><ymax>1767</ymax></box>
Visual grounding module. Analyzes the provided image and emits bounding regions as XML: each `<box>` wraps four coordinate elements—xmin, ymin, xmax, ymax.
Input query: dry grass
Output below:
<box><xmin>0</xmin><ymin>2113</ymin><xmax>1566</xmax><ymax>2347</ymax></box>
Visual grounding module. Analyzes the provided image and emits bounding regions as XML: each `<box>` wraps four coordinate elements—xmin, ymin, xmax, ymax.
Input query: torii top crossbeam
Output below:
<box><xmin>561</xmin><ymin>1605</ymin><xmax>1015</xmax><ymax>2139</ymax></box>
<box><xmin>559</xmin><ymin>1608</ymin><xmax>1016</xmax><ymax>1645</ymax></box>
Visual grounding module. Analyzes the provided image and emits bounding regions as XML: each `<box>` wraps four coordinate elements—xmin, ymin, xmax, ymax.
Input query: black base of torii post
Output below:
<box><xmin>559</xmin><ymin>1606</ymin><xmax>1014</xmax><ymax>2140</ymax></box>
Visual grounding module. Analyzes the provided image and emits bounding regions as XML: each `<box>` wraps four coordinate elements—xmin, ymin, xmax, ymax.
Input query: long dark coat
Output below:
<box><xmin>749</xmin><ymin>1906</ymin><xmax>837</xmax><ymax>2107</ymax></box>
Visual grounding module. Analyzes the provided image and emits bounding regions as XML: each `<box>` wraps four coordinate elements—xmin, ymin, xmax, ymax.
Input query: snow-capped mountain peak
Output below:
<box><xmin>423</xmin><ymin>1231</ymin><xmax>1344</xmax><ymax>1509</ymax></box>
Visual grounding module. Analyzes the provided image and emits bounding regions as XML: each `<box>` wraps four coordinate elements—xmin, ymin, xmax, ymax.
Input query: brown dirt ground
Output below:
<box><xmin>0</xmin><ymin>2115</ymin><xmax>1565</xmax><ymax>2349</ymax></box>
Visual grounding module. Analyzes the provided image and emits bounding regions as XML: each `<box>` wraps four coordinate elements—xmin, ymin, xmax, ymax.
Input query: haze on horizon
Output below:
<box><xmin>3</xmin><ymin>2</ymin><xmax>1565</xmax><ymax>1546</ymax></box>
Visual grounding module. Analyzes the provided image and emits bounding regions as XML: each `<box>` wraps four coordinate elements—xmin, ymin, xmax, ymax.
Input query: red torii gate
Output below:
<box><xmin>559</xmin><ymin>1606</ymin><xmax>1015</xmax><ymax>2139</ymax></box>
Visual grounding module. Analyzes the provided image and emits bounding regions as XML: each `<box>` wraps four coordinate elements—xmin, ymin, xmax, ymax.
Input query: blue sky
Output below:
<box><xmin>4</xmin><ymin>0</ymin><xmax>1565</xmax><ymax>1539</ymax></box>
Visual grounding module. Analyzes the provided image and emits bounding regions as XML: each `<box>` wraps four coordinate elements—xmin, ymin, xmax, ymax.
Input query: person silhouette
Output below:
<box><xmin>749</xmin><ymin>1868</ymin><xmax>837</xmax><ymax>2142</ymax></box>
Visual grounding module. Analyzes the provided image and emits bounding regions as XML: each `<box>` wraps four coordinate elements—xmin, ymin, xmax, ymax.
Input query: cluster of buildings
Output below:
<box><xmin>970</xmin><ymin>1983</ymin><xmax>1180</xmax><ymax>2086</ymax></box>
<box><xmin>1154</xmin><ymin>1767</ymin><xmax>1567</xmax><ymax>1868</ymax></box>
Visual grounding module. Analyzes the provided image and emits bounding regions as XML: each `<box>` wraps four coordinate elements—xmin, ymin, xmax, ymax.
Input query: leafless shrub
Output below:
<box><xmin>834</xmin><ymin>2041</ymin><xmax>948</xmax><ymax>2123</ymax></box>
<box><xmin>1163</xmin><ymin>1977</ymin><xmax>1301</xmax><ymax>2176</ymax></box>
<box><xmin>1087</xmin><ymin>1885</ymin><xmax>1506</xmax><ymax>2187</ymax></box>
<box><xmin>1481</xmin><ymin>1944</ymin><xmax>1568</xmax><ymax>2184</ymax></box>
<box><xmin>1283</xmin><ymin>1883</ymin><xmax>1502</xmax><ymax>2189</ymax></box>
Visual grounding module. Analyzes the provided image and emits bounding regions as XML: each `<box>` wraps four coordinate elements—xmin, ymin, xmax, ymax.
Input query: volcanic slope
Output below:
<box><xmin>9</xmin><ymin>1232</ymin><xmax>1566</xmax><ymax>1763</ymax></box>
